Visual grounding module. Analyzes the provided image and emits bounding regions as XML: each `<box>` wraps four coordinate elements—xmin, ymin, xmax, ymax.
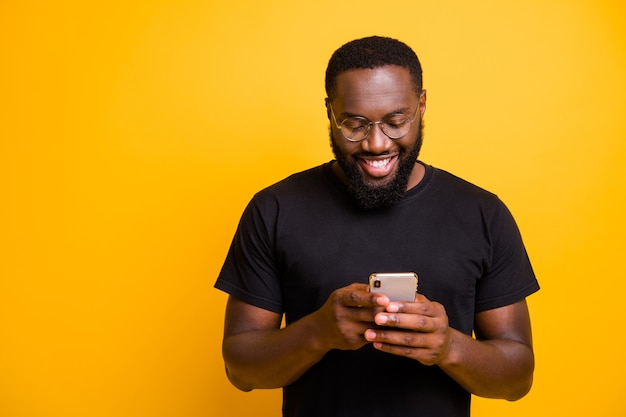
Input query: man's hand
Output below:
<box><xmin>363</xmin><ymin>293</ymin><xmax>452</xmax><ymax>365</ymax></box>
<box><xmin>222</xmin><ymin>282</ymin><xmax>390</xmax><ymax>391</ymax></box>
<box><xmin>363</xmin><ymin>296</ymin><xmax>535</xmax><ymax>400</ymax></box>
<box><xmin>314</xmin><ymin>283</ymin><xmax>390</xmax><ymax>351</ymax></box>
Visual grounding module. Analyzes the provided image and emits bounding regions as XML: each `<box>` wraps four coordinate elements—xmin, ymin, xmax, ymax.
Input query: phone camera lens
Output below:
<box><xmin>374</xmin><ymin>280</ymin><xmax>381</xmax><ymax>288</ymax></box>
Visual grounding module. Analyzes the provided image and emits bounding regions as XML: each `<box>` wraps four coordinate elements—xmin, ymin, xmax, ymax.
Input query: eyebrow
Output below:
<box><xmin>340</xmin><ymin>107</ymin><xmax>412</xmax><ymax>119</ymax></box>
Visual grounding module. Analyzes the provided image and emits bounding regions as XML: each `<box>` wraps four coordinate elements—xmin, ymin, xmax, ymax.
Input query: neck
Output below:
<box><xmin>406</xmin><ymin>161</ymin><xmax>425</xmax><ymax>190</ymax></box>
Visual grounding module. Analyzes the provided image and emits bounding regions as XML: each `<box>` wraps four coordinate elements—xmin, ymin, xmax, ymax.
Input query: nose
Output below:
<box><xmin>360</xmin><ymin>122</ymin><xmax>392</xmax><ymax>154</ymax></box>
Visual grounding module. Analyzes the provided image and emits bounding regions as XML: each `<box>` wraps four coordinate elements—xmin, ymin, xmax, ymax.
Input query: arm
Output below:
<box><xmin>364</xmin><ymin>296</ymin><xmax>534</xmax><ymax>400</ymax></box>
<box><xmin>222</xmin><ymin>283</ymin><xmax>388</xmax><ymax>391</ymax></box>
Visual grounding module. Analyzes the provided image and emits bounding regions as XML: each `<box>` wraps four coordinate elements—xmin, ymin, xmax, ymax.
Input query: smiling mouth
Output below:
<box><xmin>358</xmin><ymin>155</ymin><xmax>399</xmax><ymax>179</ymax></box>
<box><xmin>364</xmin><ymin>157</ymin><xmax>393</xmax><ymax>169</ymax></box>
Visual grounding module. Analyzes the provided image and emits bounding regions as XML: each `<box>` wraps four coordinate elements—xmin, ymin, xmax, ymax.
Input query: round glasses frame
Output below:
<box><xmin>328</xmin><ymin>102</ymin><xmax>421</xmax><ymax>143</ymax></box>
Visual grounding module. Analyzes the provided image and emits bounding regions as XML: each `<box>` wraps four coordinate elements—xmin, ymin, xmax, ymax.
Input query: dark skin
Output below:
<box><xmin>223</xmin><ymin>286</ymin><xmax>533</xmax><ymax>400</ymax></box>
<box><xmin>221</xmin><ymin>65</ymin><xmax>535</xmax><ymax>400</ymax></box>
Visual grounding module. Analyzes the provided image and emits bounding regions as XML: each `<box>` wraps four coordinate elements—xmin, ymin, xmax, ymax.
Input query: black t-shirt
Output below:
<box><xmin>215</xmin><ymin>162</ymin><xmax>539</xmax><ymax>417</ymax></box>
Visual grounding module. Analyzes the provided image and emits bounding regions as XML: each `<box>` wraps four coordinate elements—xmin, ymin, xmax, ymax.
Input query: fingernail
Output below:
<box><xmin>364</xmin><ymin>329</ymin><xmax>376</xmax><ymax>340</ymax></box>
<box><xmin>376</xmin><ymin>296</ymin><xmax>390</xmax><ymax>306</ymax></box>
<box><xmin>386</xmin><ymin>303</ymin><xmax>399</xmax><ymax>313</ymax></box>
<box><xmin>376</xmin><ymin>314</ymin><xmax>388</xmax><ymax>325</ymax></box>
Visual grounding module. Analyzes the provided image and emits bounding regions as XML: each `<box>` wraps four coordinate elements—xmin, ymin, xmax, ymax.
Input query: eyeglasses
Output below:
<box><xmin>329</xmin><ymin>102</ymin><xmax>421</xmax><ymax>143</ymax></box>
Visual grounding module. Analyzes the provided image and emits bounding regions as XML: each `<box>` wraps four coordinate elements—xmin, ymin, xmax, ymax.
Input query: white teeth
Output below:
<box><xmin>366</xmin><ymin>158</ymin><xmax>391</xmax><ymax>168</ymax></box>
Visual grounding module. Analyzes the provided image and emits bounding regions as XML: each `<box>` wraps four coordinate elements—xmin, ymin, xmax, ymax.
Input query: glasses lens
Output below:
<box><xmin>380</xmin><ymin>119</ymin><xmax>411</xmax><ymax>139</ymax></box>
<box><xmin>340</xmin><ymin>117</ymin><xmax>369</xmax><ymax>142</ymax></box>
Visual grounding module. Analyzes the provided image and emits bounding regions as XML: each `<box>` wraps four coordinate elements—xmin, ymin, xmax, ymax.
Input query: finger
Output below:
<box><xmin>372</xmin><ymin>341</ymin><xmax>417</xmax><ymax>358</ymax></box>
<box><xmin>372</xmin><ymin>340</ymin><xmax>440</xmax><ymax>365</ymax></box>
<box><xmin>345</xmin><ymin>305</ymin><xmax>386</xmax><ymax>323</ymax></box>
<box><xmin>338</xmin><ymin>285</ymin><xmax>389</xmax><ymax>308</ymax></box>
<box><xmin>365</xmin><ymin>330</ymin><xmax>445</xmax><ymax>365</ymax></box>
<box><xmin>374</xmin><ymin>311</ymin><xmax>440</xmax><ymax>332</ymax></box>
<box><xmin>387</xmin><ymin>297</ymin><xmax>444</xmax><ymax>318</ymax></box>
<box><xmin>364</xmin><ymin>328</ymin><xmax>428</xmax><ymax>348</ymax></box>
<box><xmin>414</xmin><ymin>293</ymin><xmax>430</xmax><ymax>303</ymax></box>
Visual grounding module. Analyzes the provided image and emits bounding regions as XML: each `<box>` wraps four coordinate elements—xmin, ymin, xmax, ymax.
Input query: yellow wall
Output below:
<box><xmin>1</xmin><ymin>1</ymin><xmax>624</xmax><ymax>416</ymax></box>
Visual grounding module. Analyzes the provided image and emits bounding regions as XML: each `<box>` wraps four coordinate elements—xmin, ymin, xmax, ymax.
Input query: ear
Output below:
<box><xmin>418</xmin><ymin>90</ymin><xmax>427</xmax><ymax>118</ymax></box>
<box><xmin>324</xmin><ymin>97</ymin><xmax>331</xmax><ymax>120</ymax></box>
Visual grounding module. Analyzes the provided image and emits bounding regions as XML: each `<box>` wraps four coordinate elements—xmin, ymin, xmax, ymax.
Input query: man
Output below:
<box><xmin>215</xmin><ymin>36</ymin><xmax>539</xmax><ymax>417</ymax></box>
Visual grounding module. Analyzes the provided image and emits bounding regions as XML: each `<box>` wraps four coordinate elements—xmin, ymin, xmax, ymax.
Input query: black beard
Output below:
<box><xmin>330</xmin><ymin>122</ymin><xmax>423</xmax><ymax>210</ymax></box>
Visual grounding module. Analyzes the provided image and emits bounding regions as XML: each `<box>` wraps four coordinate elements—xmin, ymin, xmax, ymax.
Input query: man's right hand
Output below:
<box><xmin>221</xmin><ymin>282</ymin><xmax>390</xmax><ymax>391</ymax></box>
<box><xmin>313</xmin><ymin>283</ymin><xmax>390</xmax><ymax>351</ymax></box>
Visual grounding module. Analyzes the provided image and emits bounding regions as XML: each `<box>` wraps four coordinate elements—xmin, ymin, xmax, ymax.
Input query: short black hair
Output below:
<box><xmin>325</xmin><ymin>36</ymin><xmax>423</xmax><ymax>100</ymax></box>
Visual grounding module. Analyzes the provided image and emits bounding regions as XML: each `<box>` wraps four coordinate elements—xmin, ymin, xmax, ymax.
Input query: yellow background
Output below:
<box><xmin>1</xmin><ymin>0</ymin><xmax>625</xmax><ymax>416</ymax></box>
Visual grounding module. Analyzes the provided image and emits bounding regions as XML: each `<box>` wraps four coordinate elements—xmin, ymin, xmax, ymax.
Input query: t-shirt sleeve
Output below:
<box><xmin>214</xmin><ymin>193</ymin><xmax>284</xmax><ymax>313</ymax></box>
<box><xmin>474</xmin><ymin>198</ymin><xmax>539</xmax><ymax>312</ymax></box>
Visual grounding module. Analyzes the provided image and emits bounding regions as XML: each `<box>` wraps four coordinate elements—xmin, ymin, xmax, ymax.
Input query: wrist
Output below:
<box><xmin>438</xmin><ymin>328</ymin><xmax>462</xmax><ymax>368</ymax></box>
<box><xmin>301</xmin><ymin>310</ymin><xmax>334</xmax><ymax>355</ymax></box>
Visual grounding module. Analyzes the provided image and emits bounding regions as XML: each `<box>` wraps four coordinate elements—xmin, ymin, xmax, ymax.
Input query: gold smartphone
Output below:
<box><xmin>369</xmin><ymin>272</ymin><xmax>418</xmax><ymax>302</ymax></box>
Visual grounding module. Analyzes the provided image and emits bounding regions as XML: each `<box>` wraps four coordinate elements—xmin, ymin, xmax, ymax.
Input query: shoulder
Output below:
<box><xmin>413</xmin><ymin>164</ymin><xmax>501</xmax><ymax>209</ymax></box>
<box><xmin>252</xmin><ymin>162</ymin><xmax>336</xmax><ymax>205</ymax></box>
<box><xmin>243</xmin><ymin>162</ymin><xmax>337</xmax><ymax>219</ymax></box>
<box><xmin>418</xmin><ymin>164</ymin><xmax>515</xmax><ymax>225</ymax></box>
<box><xmin>429</xmin><ymin>165</ymin><xmax>498</xmax><ymax>201</ymax></box>
<box><xmin>268</xmin><ymin>163</ymin><xmax>329</xmax><ymax>190</ymax></box>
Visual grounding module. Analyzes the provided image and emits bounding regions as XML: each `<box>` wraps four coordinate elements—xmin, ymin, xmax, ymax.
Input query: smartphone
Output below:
<box><xmin>369</xmin><ymin>272</ymin><xmax>418</xmax><ymax>302</ymax></box>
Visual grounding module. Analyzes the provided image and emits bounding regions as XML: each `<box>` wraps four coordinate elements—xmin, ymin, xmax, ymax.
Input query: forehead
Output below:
<box><xmin>333</xmin><ymin>65</ymin><xmax>416</xmax><ymax>114</ymax></box>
